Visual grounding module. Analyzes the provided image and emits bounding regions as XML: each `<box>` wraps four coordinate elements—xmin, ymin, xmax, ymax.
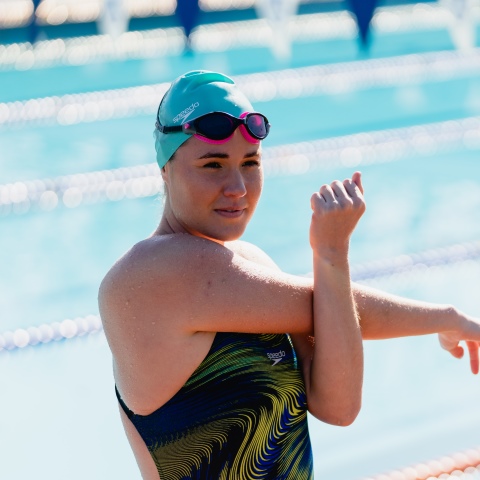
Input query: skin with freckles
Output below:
<box><xmin>99</xmin><ymin>125</ymin><xmax>480</xmax><ymax>480</ymax></box>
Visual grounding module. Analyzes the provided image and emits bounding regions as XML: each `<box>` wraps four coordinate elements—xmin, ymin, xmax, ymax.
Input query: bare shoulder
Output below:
<box><xmin>98</xmin><ymin>234</ymin><xmax>256</xmax><ymax>337</ymax></box>
<box><xmin>99</xmin><ymin>234</ymin><xmax>229</xmax><ymax>308</ymax></box>
<box><xmin>99</xmin><ymin>236</ymin><xmax>277</xmax><ymax>302</ymax></box>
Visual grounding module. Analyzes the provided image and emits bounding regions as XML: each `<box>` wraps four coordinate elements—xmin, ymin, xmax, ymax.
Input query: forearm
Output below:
<box><xmin>305</xmin><ymin>171</ymin><xmax>366</xmax><ymax>424</ymax></box>
<box><xmin>308</xmin><ymin>254</ymin><xmax>364</xmax><ymax>425</ymax></box>
<box><xmin>353</xmin><ymin>282</ymin><xmax>459</xmax><ymax>340</ymax></box>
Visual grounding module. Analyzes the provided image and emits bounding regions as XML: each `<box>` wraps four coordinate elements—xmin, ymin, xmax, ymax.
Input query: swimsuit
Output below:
<box><xmin>116</xmin><ymin>332</ymin><xmax>313</xmax><ymax>479</ymax></box>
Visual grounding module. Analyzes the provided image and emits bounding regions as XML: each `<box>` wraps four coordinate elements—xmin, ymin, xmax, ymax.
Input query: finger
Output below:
<box><xmin>330</xmin><ymin>180</ymin><xmax>352</xmax><ymax>204</ymax></box>
<box><xmin>352</xmin><ymin>171</ymin><xmax>364</xmax><ymax>194</ymax></box>
<box><xmin>449</xmin><ymin>345</ymin><xmax>465</xmax><ymax>359</ymax></box>
<box><xmin>467</xmin><ymin>341</ymin><xmax>479</xmax><ymax>374</ymax></box>
<box><xmin>438</xmin><ymin>332</ymin><xmax>457</xmax><ymax>351</ymax></box>
<box><xmin>311</xmin><ymin>188</ymin><xmax>333</xmax><ymax>211</ymax></box>
<box><xmin>311</xmin><ymin>192</ymin><xmax>324</xmax><ymax>210</ymax></box>
<box><xmin>343</xmin><ymin>177</ymin><xmax>364</xmax><ymax>202</ymax></box>
<box><xmin>319</xmin><ymin>184</ymin><xmax>336</xmax><ymax>204</ymax></box>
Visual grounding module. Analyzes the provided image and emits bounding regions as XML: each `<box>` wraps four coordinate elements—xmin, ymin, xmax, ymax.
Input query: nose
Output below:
<box><xmin>223</xmin><ymin>168</ymin><xmax>247</xmax><ymax>198</ymax></box>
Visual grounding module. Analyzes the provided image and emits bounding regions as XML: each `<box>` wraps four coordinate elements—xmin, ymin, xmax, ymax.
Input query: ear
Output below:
<box><xmin>160</xmin><ymin>164</ymin><xmax>169</xmax><ymax>184</ymax></box>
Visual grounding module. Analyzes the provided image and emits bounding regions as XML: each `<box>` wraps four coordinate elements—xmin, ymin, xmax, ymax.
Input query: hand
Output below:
<box><xmin>310</xmin><ymin>171</ymin><xmax>366</xmax><ymax>258</ymax></box>
<box><xmin>438</xmin><ymin>311</ymin><xmax>480</xmax><ymax>374</ymax></box>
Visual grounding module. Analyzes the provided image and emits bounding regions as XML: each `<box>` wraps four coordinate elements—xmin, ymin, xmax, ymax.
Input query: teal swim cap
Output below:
<box><xmin>154</xmin><ymin>70</ymin><xmax>255</xmax><ymax>168</ymax></box>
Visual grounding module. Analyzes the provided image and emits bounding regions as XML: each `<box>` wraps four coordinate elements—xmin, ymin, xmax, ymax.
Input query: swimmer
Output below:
<box><xmin>99</xmin><ymin>70</ymin><xmax>480</xmax><ymax>480</ymax></box>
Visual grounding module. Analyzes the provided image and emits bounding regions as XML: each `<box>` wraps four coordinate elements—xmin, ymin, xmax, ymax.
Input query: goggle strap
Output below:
<box><xmin>156</xmin><ymin>121</ymin><xmax>183</xmax><ymax>134</ymax></box>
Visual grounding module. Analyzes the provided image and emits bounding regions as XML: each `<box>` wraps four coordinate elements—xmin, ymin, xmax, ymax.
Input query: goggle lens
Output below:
<box><xmin>194</xmin><ymin>113</ymin><xmax>237</xmax><ymax>141</ymax></box>
<box><xmin>246</xmin><ymin>113</ymin><xmax>268</xmax><ymax>138</ymax></box>
<box><xmin>183</xmin><ymin>112</ymin><xmax>270</xmax><ymax>141</ymax></box>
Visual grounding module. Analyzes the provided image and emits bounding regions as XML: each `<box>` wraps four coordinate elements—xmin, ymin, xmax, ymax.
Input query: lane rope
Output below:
<box><xmin>361</xmin><ymin>446</ymin><xmax>480</xmax><ymax>480</ymax></box>
<box><xmin>1</xmin><ymin>4</ymin><xmax>477</xmax><ymax>71</ymax></box>
<box><xmin>2</xmin><ymin>46</ymin><xmax>480</xmax><ymax>128</ymax></box>
<box><xmin>2</xmin><ymin>115</ymin><xmax>480</xmax><ymax>216</ymax></box>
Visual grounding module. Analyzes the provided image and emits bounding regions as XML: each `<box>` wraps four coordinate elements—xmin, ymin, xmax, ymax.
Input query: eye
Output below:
<box><xmin>203</xmin><ymin>161</ymin><xmax>222</xmax><ymax>169</ymax></box>
<box><xmin>243</xmin><ymin>159</ymin><xmax>260</xmax><ymax>167</ymax></box>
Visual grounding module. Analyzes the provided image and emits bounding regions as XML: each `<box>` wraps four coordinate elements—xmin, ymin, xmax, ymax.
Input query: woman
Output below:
<box><xmin>99</xmin><ymin>70</ymin><xmax>480</xmax><ymax>480</ymax></box>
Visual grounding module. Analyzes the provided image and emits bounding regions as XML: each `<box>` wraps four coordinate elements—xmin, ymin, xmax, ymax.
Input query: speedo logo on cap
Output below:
<box><xmin>173</xmin><ymin>102</ymin><xmax>200</xmax><ymax>124</ymax></box>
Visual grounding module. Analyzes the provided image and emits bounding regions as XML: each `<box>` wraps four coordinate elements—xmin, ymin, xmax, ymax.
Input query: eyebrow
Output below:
<box><xmin>198</xmin><ymin>149</ymin><xmax>260</xmax><ymax>160</ymax></box>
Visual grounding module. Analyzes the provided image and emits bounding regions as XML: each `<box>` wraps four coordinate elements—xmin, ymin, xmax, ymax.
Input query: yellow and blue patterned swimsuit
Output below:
<box><xmin>116</xmin><ymin>332</ymin><xmax>313</xmax><ymax>479</ymax></box>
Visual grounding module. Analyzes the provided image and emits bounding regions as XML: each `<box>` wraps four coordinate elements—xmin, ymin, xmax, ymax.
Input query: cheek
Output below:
<box><xmin>168</xmin><ymin>178</ymin><xmax>212</xmax><ymax>217</ymax></box>
<box><xmin>166</xmin><ymin>178</ymin><xmax>190</xmax><ymax>215</ymax></box>
<box><xmin>243</xmin><ymin>177</ymin><xmax>262</xmax><ymax>218</ymax></box>
<box><xmin>249</xmin><ymin>172</ymin><xmax>263</xmax><ymax>199</ymax></box>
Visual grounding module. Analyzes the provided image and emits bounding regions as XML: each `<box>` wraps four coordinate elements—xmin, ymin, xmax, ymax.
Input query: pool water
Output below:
<box><xmin>1</xmin><ymin>7</ymin><xmax>480</xmax><ymax>480</ymax></box>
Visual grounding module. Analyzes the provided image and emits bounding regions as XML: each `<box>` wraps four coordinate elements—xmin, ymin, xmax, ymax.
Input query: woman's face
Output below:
<box><xmin>161</xmin><ymin>128</ymin><xmax>264</xmax><ymax>244</ymax></box>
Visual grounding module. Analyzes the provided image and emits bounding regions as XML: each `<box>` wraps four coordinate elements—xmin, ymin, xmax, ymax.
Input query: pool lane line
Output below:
<box><xmin>1</xmin><ymin>240</ymin><xmax>480</xmax><ymax>352</ymax></box>
<box><xmin>2</xmin><ymin>47</ymin><xmax>480</xmax><ymax>129</ymax></box>
<box><xmin>361</xmin><ymin>446</ymin><xmax>480</xmax><ymax>480</ymax></box>
<box><xmin>1</xmin><ymin>115</ymin><xmax>480</xmax><ymax>216</ymax></box>
<box><xmin>1</xmin><ymin>3</ymin><xmax>477</xmax><ymax>72</ymax></box>
<box><xmin>0</xmin><ymin>0</ymin><xmax>176</xmax><ymax>30</ymax></box>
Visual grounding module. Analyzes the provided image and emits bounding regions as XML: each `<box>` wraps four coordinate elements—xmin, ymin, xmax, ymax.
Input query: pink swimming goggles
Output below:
<box><xmin>156</xmin><ymin>111</ymin><xmax>270</xmax><ymax>145</ymax></box>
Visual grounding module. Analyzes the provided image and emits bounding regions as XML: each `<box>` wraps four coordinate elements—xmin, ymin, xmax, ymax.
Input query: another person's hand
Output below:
<box><xmin>309</xmin><ymin>171</ymin><xmax>366</xmax><ymax>259</ymax></box>
<box><xmin>438</xmin><ymin>311</ymin><xmax>480</xmax><ymax>374</ymax></box>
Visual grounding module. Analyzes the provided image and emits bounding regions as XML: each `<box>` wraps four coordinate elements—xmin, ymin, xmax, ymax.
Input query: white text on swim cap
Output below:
<box><xmin>173</xmin><ymin>102</ymin><xmax>200</xmax><ymax>124</ymax></box>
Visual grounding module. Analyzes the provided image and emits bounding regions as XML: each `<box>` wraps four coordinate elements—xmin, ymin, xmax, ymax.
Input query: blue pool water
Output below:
<box><xmin>1</xmin><ymin>8</ymin><xmax>480</xmax><ymax>480</ymax></box>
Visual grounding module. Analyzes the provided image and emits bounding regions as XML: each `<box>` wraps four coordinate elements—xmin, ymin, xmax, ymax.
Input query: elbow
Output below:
<box><xmin>309</xmin><ymin>399</ymin><xmax>362</xmax><ymax>427</ymax></box>
<box><xmin>336</xmin><ymin>404</ymin><xmax>361</xmax><ymax>426</ymax></box>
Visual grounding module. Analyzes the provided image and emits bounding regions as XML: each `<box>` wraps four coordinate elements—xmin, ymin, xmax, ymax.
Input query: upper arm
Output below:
<box><xmin>169</xmin><ymin>238</ymin><xmax>313</xmax><ymax>334</ymax></box>
<box><xmin>99</xmin><ymin>236</ymin><xmax>314</xmax><ymax>340</ymax></box>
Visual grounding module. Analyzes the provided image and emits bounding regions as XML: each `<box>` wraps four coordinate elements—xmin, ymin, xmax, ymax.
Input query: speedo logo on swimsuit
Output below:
<box><xmin>173</xmin><ymin>102</ymin><xmax>200</xmax><ymax>123</ymax></box>
<box><xmin>267</xmin><ymin>350</ymin><xmax>286</xmax><ymax>366</ymax></box>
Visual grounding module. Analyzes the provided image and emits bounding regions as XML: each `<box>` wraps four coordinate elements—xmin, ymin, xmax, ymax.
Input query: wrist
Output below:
<box><xmin>439</xmin><ymin>304</ymin><xmax>463</xmax><ymax>333</ymax></box>
<box><xmin>313</xmin><ymin>247</ymin><xmax>350</xmax><ymax>267</ymax></box>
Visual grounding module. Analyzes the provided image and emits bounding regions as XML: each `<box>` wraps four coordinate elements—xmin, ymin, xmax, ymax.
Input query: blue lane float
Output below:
<box><xmin>175</xmin><ymin>0</ymin><xmax>201</xmax><ymax>50</ymax></box>
<box><xmin>346</xmin><ymin>0</ymin><xmax>379</xmax><ymax>49</ymax></box>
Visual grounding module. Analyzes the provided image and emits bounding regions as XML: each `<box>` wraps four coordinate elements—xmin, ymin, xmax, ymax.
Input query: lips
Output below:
<box><xmin>214</xmin><ymin>207</ymin><xmax>246</xmax><ymax>218</ymax></box>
